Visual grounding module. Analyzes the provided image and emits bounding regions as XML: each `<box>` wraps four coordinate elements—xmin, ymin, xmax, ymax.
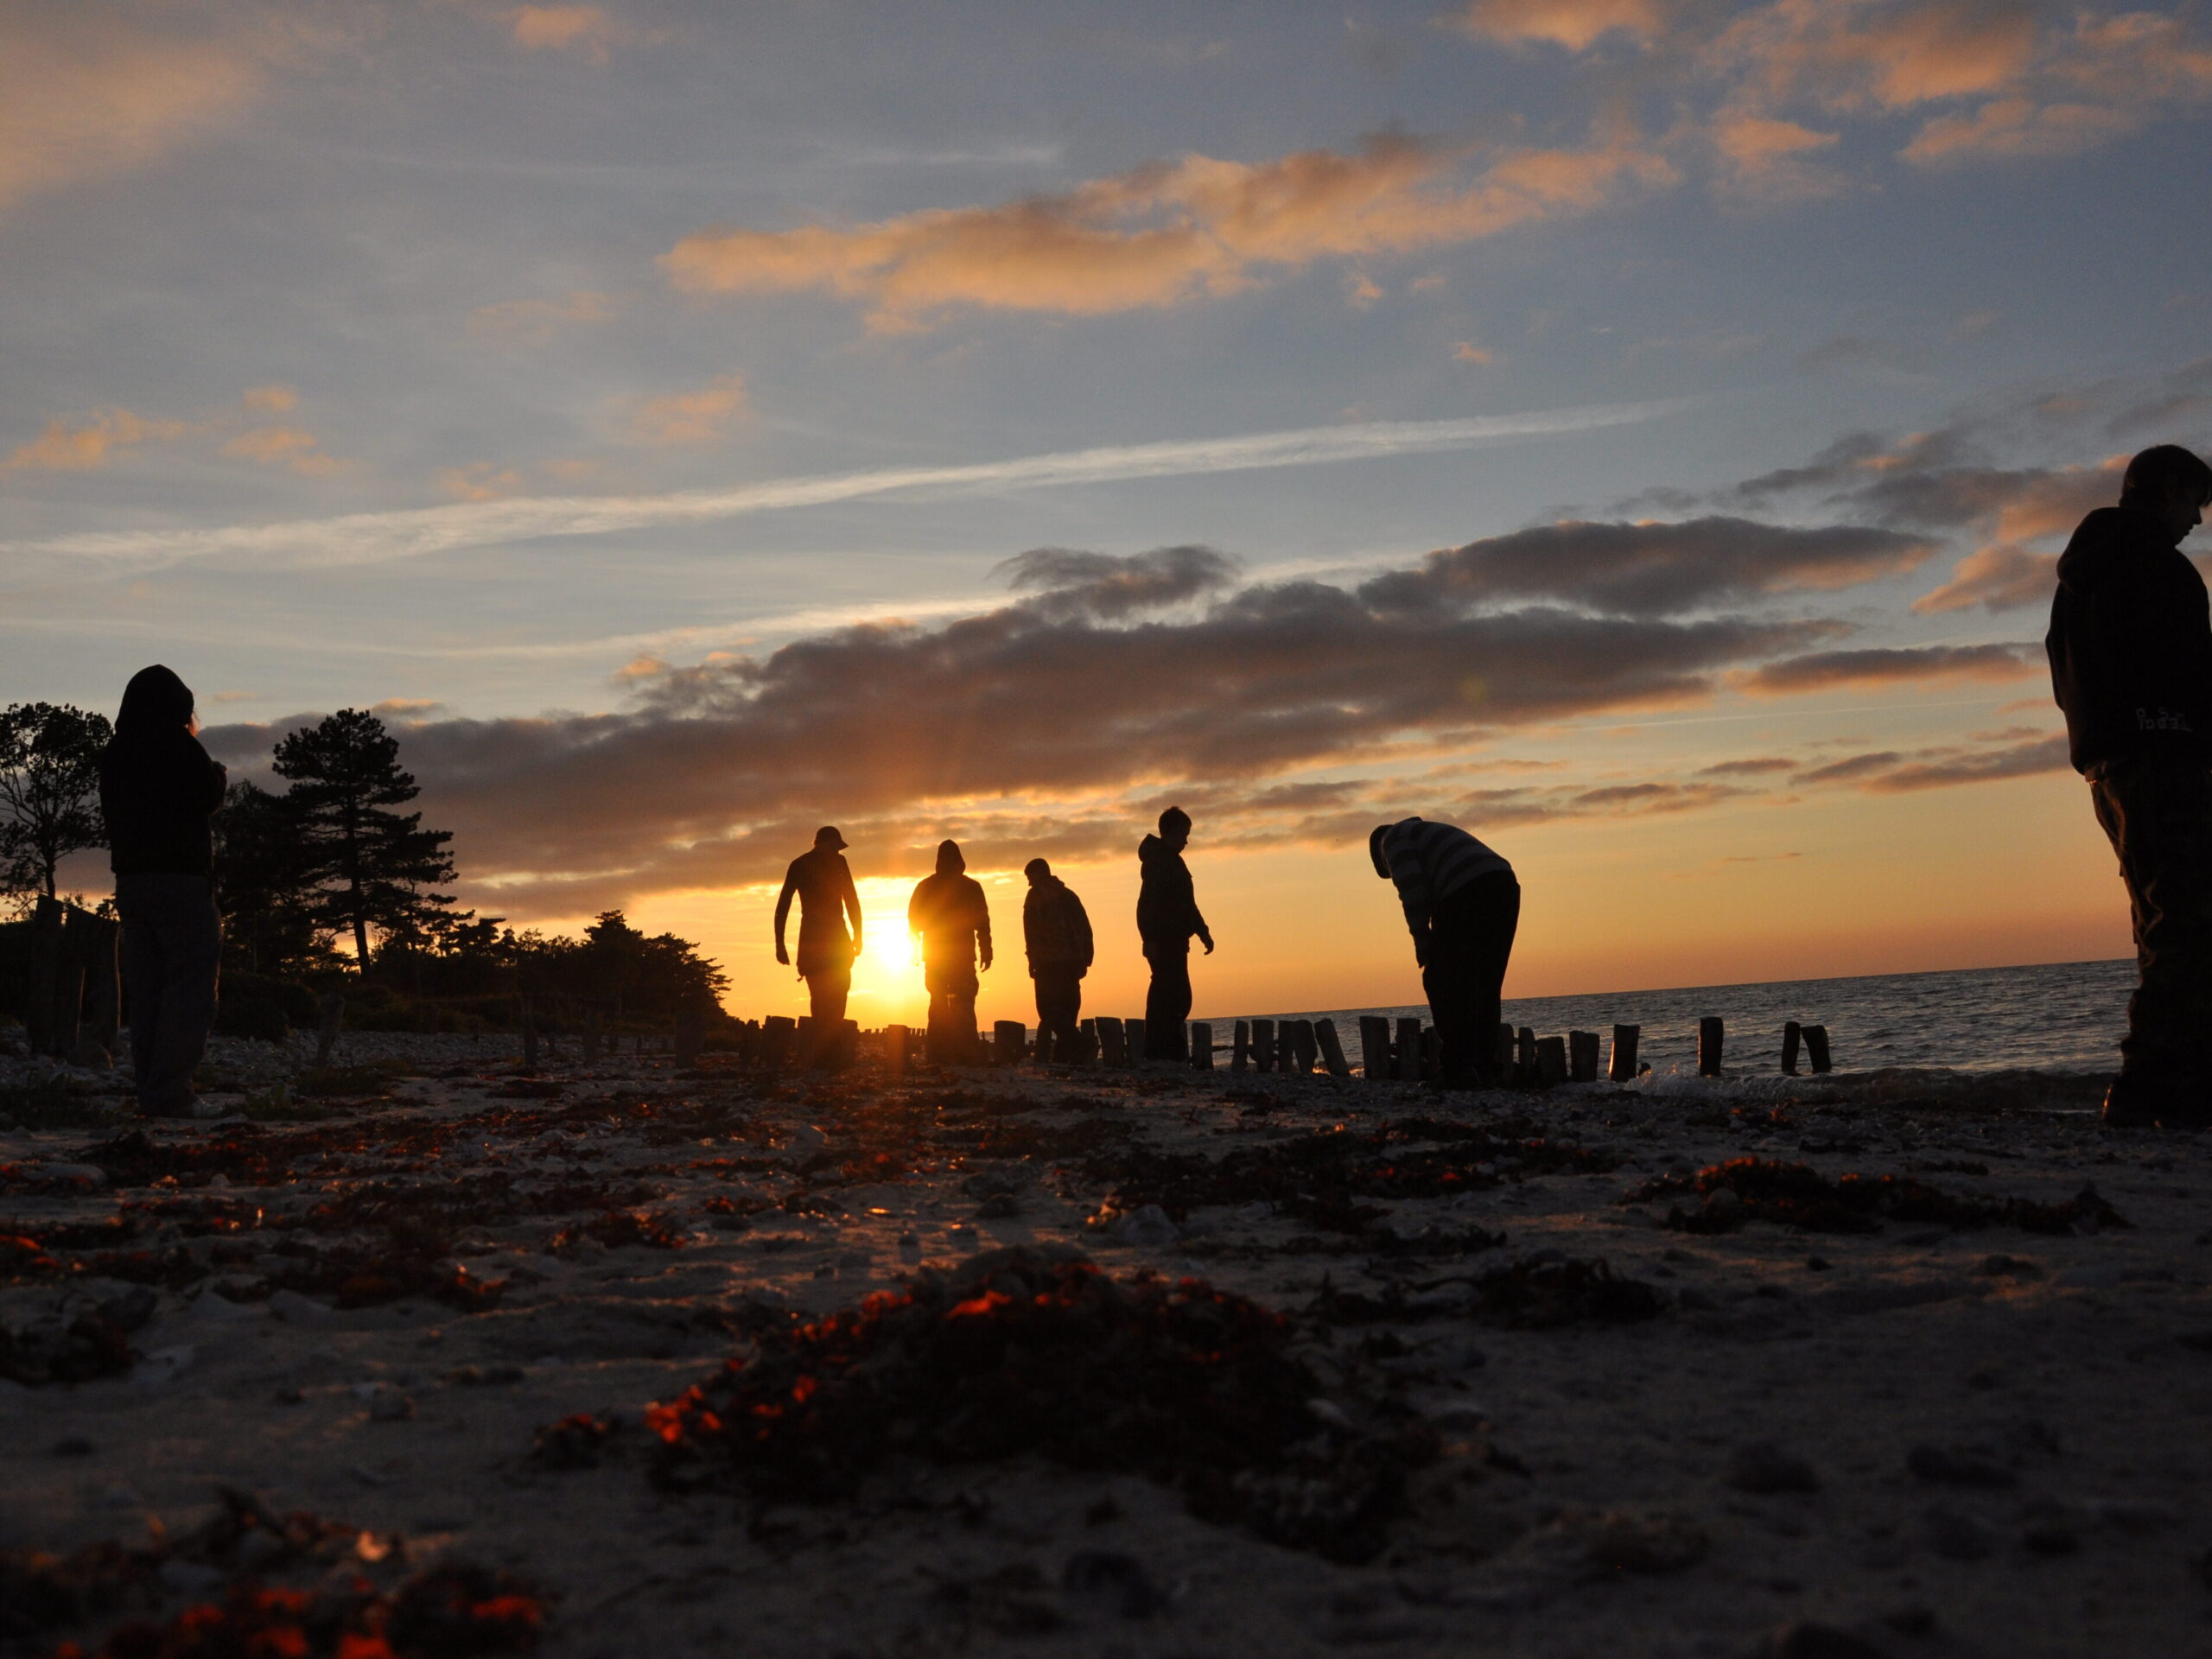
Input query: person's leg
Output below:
<box><xmin>2090</xmin><ymin>760</ymin><xmax>2212</xmax><ymax>1121</ymax></box>
<box><xmin>1421</xmin><ymin>894</ymin><xmax>1481</xmax><ymax>1086</ymax></box>
<box><xmin>122</xmin><ymin>875</ymin><xmax>221</xmax><ymax>1116</ymax></box>
<box><xmin>1036</xmin><ymin>968</ymin><xmax>1079</xmax><ymax>1060</ymax></box>
<box><xmin>1468</xmin><ymin>876</ymin><xmax>1521</xmax><ymax>1084</ymax></box>
<box><xmin>116</xmin><ymin>879</ymin><xmax>172</xmax><ymax>1114</ymax></box>
<box><xmin>808</xmin><ymin>963</ymin><xmax>851</xmax><ymax>1028</ymax></box>
<box><xmin>1142</xmin><ymin>947</ymin><xmax>1191</xmax><ymax>1060</ymax></box>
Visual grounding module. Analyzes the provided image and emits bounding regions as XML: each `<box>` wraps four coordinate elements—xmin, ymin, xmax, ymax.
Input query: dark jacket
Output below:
<box><xmin>1023</xmin><ymin>875</ymin><xmax>1094</xmax><ymax>974</ymax></box>
<box><xmin>1135</xmin><ymin>834</ymin><xmax>1206</xmax><ymax>949</ymax></box>
<box><xmin>774</xmin><ymin>846</ymin><xmax>862</xmax><ymax>974</ymax></box>
<box><xmin>908</xmin><ymin>841</ymin><xmax>991</xmax><ymax>968</ymax></box>
<box><xmin>2049</xmin><ymin>506</ymin><xmax>2212</xmax><ymax>773</ymax></box>
<box><xmin>98</xmin><ymin>665</ymin><xmax>226</xmax><ymax>878</ymax></box>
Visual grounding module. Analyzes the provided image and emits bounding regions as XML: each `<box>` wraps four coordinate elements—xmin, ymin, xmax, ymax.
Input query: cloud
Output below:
<box><xmin>438</xmin><ymin>463</ymin><xmax>529</xmax><ymax>501</ymax></box>
<box><xmin>627</xmin><ymin>373</ymin><xmax>751</xmax><ymax>445</ymax></box>
<box><xmin>1709</xmin><ymin>112</ymin><xmax>1841</xmax><ymax>199</ymax></box>
<box><xmin>1455</xmin><ymin>0</ymin><xmax>1664</xmax><ymax>50</ymax></box>
<box><xmin>1</xmin><ymin>408</ymin><xmax>192</xmax><ymax>473</ymax></box>
<box><xmin>468</xmin><ymin>290</ymin><xmax>620</xmax><ymax>341</ymax></box>
<box><xmin>662</xmin><ymin>132</ymin><xmax>1677</xmax><ymax>327</ymax></box>
<box><xmin>501</xmin><ymin>5</ymin><xmax>632</xmax><ymax>64</ymax></box>
<box><xmin>1694</xmin><ymin>755</ymin><xmax>1797</xmax><ymax>776</ymax></box>
<box><xmin>200</xmin><ymin>545</ymin><xmax>1829</xmax><ymax>912</ymax></box>
<box><xmin>1910</xmin><ymin>543</ymin><xmax>2055</xmax><ymax>613</ymax></box>
<box><xmin>6</xmin><ymin>398</ymin><xmax>1682</xmax><ymax>573</ymax></box>
<box><xmin>0</xmin><ymin>9</ymin><xmax>273</xmax><ymax>216</ymax></box>
<box><xmin>1357</xmin><ymin>516</ymin><xmax>1936</xmax><ymax>619</ymax></box>
<box><xmin>220</xmin><ymin>425</ymin><xmax>347</xmax><ymax>475</ymax></box>
<box><xmin>1452</xmin><ymin>340</ymin><xmax>1496</xmax><ymax>365</ymax></box>
<box><xmin>1793</xmin><ymin>731</ymin><xmax>2068</xmax><ymax>791</ymax></box>
<box><xmin>243</xmin><ymin>385</ymin><xmax>298</xmax><ymax>412</ymax></box>
<box><xmin>1732</xmin><ymin>641</ymin><xmax>2039</xmax><ymax>695</ymax></box>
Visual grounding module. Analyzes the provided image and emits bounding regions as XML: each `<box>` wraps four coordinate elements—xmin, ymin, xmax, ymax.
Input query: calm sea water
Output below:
<box><xmin>1210</xmin><ymin>959</ymin><xmax>2138</xmax><ymax>1077</ymax></box>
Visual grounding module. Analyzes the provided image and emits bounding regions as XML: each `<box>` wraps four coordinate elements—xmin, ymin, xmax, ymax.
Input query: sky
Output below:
<box><xmin>5</xmin><ymin>0</ymin><xmax>2212</xmax><ymax>1029</ymax></box>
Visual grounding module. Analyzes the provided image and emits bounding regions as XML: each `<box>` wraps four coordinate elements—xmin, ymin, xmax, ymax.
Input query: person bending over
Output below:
<box><xmin>2048</xmin><ymin>442</ymin><xmax>2212</xmax><ymax>1128</ymax></box>
<box><xmin>98</xmin><ymin>665</ymin><xmax>228</xmax><ymax>1120</ymax></box>
<box><xmin>1022</xmin><ymin>857</ymin><xmax>1093</xmax><ymax>1061</ymax></box>
<box><xmin>773</xmin><ymin>825</ymin><xmax>863</xmax><ymax>1058</ymax></box>
<box><xmin>909</xmin><ymin>839</ymin><xmax>991</xmax><ymax>1065</ymax></box>
<box><xmin>1370</xmin><ymin>816</ymin><xmax>1519</xmax><ymax>1090</ymax></box>
<box><xmin>1136</xmin><ymin>806</ymin><xmax>1212</xmax><ymax>1063</ymax></box>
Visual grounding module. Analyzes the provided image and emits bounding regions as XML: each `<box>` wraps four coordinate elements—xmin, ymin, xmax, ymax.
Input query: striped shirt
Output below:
<box><xmin>1381</xmin><ymin>817</ymin><xmax>1511</xmax><ymax>931</ymax></box>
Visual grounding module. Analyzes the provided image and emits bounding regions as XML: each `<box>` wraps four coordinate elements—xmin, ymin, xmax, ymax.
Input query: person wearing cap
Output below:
<box><xmin>1370</xmin><ymin>816</ymin><xmax>1518</xmax><ymax>1090</ymax></box>
<box><xmin>773</xmin><ymin>826</ymin><xmax>864</xmax><ymax>1049</ymax></box>
<box><xmin>1021</xmin><ymin>857</ymin><xmax>1093</xmax><ymax>1062</ymax></box>
<box><xmin>97</xmin><ymin>664</ymin><xmax>229</xmax><ymax>1119</ymax></box>
<box><xmin>908</xmin><ymin>839</ymin><xmax>992</xmax><ymax>1065</ymax></box>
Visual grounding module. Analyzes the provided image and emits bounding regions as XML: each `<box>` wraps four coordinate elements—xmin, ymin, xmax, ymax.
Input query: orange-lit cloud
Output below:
<box><xmin>502</xmin><ymin>5</ymin><xmax>626</xmax><ymax>64</ymax></box>
<box><xmin>1456</xmin><ymin>0</ymin><xmax>1664</xmax><ymax>50</ymax></box>
<box><xmin>1733</xmin><ymin>641</ymin><xmax>2038</xmax><ymax>695</ymax></box>
<box><xmin>1452</xmin><ymin>340</ymin><xmax>1496</xmax><ymax>365</ymax></box>
<box><xmin>1911</xmin><ymin>543</ymin><xmax>2056</xmax><ymax>613</ymax></box>
<box><xmin>664</xmin><ymin>133</ymin><xmax>1676</xmax><ymax>327</ymax></box>
<box><xmin>438</xmin><ymin>462</ymin><xmax>529</xmax><ymax>500</ymax></box>
<box><xmin>1795</xmin><ymin>730</ymin><xmax>2067</xmax><ymax>791</ymax></box>
<box><xmin>628</xmin><ymin>373</ymin><xmax>751</xmax><ymax>445</ymax></box>
<box><xmin>243</xmin><ymin>385</ymin><xmax>298</xmax><ymax>412</ymax></box>
<box><xmin>2</xmin><ymin>408</ymin><xmax>192</xmax><ymax>473</ymax></box>
<box><xmin>469</xmin><ymin>290</ymin><xmax>620</xmax><ymax>340</ymax></box>
<box><xmin>221</xmin><ymin>424</ymin><xmax>347</xmax><ymax>475</ymax></box>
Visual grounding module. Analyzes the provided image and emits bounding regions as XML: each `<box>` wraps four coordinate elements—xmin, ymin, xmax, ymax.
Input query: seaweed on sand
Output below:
<box><xmin>1624</xmin><ymin>1157</ymin><xmax>2133</xmax><ymax>1236</ymax></box>
<box><xmin>632</xmin><ymin>1247</ymin><xmax>1437</xmax><ymax>1562</ymax></box>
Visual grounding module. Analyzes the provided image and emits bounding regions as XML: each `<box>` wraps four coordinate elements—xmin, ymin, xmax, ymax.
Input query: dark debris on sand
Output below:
<box><xmin>1624</xmin><ymin>1157</ymin><xmax>2133</xmax><ymax>1236</ymax></box>
<box><xmin>1</xmin><ymin>1489</ymin><xmax>547</xmax><ymax>1659</ymax></box>
<box><xmin>613</xmin><ymin>1246</ymin><xmax>1440</xmax><ymax>1562</ymax></box>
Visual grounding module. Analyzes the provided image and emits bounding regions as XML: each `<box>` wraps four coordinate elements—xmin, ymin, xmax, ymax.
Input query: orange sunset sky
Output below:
<box><xmin>5</xmin><ymin>0</ymin><xmax>2208</xmax><ymax>1025</ymax></box>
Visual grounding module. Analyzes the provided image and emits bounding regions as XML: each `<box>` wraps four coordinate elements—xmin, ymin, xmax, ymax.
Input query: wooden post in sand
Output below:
<box><xmin>884</xmin><ymin>1023</ymin><xmax>910</xmax><ymax>1076</ymax></box>
<box><xmin>1250</xmin><ymin>1018</ymin><xmax>1276</xmax><ymax>1074</ymax></box>
<box><xmin>1422</xmin><ymin>1027</ymin><xmax>1443</xmax><ymax>1080</ymax></box>
<box><xmin>1314</xmin><ymin>1018</ymin><xmax>1351</xmax><ymax>1078</ymax></box>
<box><xmin>24</xmin><ymin>896</ymin><xmax>60</xmax><ymax>1058</ymax></box>
<box><xmin>315</xmin><ymin>992</ymin><xmax>345</xmax><ymax>1068</ymax></box>
<box><xmin>994</xmin><ymin>1020</ymin><xmax>1027</xmax><ymax>1065</ymax></box>
<box><xmin>1781</xmin><ymin>1020</ymin><xmax>1802</xmax><ymax>1075</ymax></box>
<box><xmin>1096</xmin><ymin>1016</ymin><xmax>1127</xmax><ymax>1067</ymax></box>
<box><xmin>1287</xmin><ymin>1019</ymin><xmax>1318</xmax><ymax>1075</ymax></box>
<box><xmin>1698</xmin><ymin>1016</ymin><xmax>1725</xmax><ymax>1077</ymax></box>
<box><xmin>1124</xmin><ymin>1019</ymin><xmax>1147</xmax><ymax>1065</ymax></box>
<box><xmin>1608</xmin><ymin>1024</ymin><xmax>1640</xmax><ymax>1083</ymax></box>
<box><xmin>675</xmin><ymin>1004</ymin><xmax>705</xmax><ymax>1069</ymax></box>
<box><xmin>80</xmin><ymin>915</ymin><xmax>119</xmax><ymax>1058</ymax></box>
<box><xmin>1497</xmin><ymin>1022</ymin><xmax>1516</xmax><ymax>1077</ymax></box>
<box><xmin>50</xmin><ymin>906</ymin><xmax>86</xmax><ymax>1058</ymax></box>
<box><xmin>1568</xmin><ymin>1029</ymin><xmax>1599</xmax><ymax>1084</ymax></box>
<box><xmin>1535</xmin><ymin>1034</ymin><xmax>1568</xmax><ymax>1087</ymax></box>
<box><xmin>1190</xmin><ymin>1020</ymin><xmax>1213</xmax><ymax>1070</ymax></box>
<box><xmin>1359</xmin><ymin>1016</ymin><xmax>1392</xmax><ymax>1081</ymax></box>
<box><xmin>1516</xmin><ymin>1027</ymin><xmax>1537</xmax><ymax>1084</ymax></box>
<box><xmin>761</xmin><ymin>1014</ymin><xmax>796</xmax><ymax>1070</ymax></box>
<box><xmin>1231</xmin><ymin>1019</ymin><xmax>1252</xmax><ymax>1072</ymax></box>
<box><xmin>1395</xmin><ymin>1018</ymin><xmax>1422</xmax><ymax>1081</ymax></box>
<box><xmin>1803</xmin><ymin>1024</ymin><xmax>1833</xmax><ymax>1074</ymax></box>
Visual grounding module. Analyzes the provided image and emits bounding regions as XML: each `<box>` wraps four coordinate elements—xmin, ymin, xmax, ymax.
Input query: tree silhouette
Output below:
<box><xmin>272</xmin><ymin>709</ymin><xmax>456</xmax><ymax>969</ymax></box>
<box><xmin>212</xmin><ymin>779</ymin><xmax>330</xmax><ymax>976</ymax></box>
<box><xmin>0</xmin><ymin>702</ymin><xmax>112</xmax><ymax>904</ymax></box>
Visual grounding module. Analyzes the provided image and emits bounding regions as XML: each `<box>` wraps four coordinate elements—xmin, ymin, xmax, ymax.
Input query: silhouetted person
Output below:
<box><xmin>773</xmin><ymin>825</ymin><xmax>864</xmax><ymax>1058</ymax></box>
<box><xmin>909</xmin><ymin>839</ymin><xmax>991</xmax><ymax>1064</ymax></box>
<box><xmin>97</xmin><ymin>665</ymin><xmax>227</xmax><ymax>1119</ymax></box>
<box><xmin>2049</xmin><ymin>443</ymin><xmax>2212</xmax><ymax>1128</ymax></box>
<box><xmin>1371</xmin><ymin>817</ymin><xmax>1519</xmax><ymax>1090</ymax></box>
<box><xmin>1022</xmin><ymin>857</ymin><xmax>1093</xmax><ymax>1061</ymax></box>
<box><xmin>1137</xmin><ymin>805</ymin><xmax>1212</xmax><ymax>1061</ymax></box>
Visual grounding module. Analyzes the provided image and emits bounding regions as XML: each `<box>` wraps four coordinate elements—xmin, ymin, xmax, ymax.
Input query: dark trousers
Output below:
<box><xmin>1033</xmin><ymin>966</ymin><xmax>1084</xmax><ymax>1061</ymax></box>
<box><xmin>1142</xmin><ymin>944</ymin><xmax>1191</xmax><ymax>1061</ymax></box>
<box><xmin>803</xmin><ymin>964</ymin><xmax>850</xmax><ymax>1028</ymax></box>
<box><xmin>116</xmin><ymin>873</ymin><xmax>222</xmax><ymax>1116</ymax></box>
<box><xmin>925</xmin><ymin>960</ymin><xmax>980</xmax><ymax>1064</ymax></box>
<box><xmin>2090</xmin><ymin>758</ymin><xmax>2212</xmax><ymax>1083</ymax></box>
<box><xmin>1424</xmin><ymin>872</ymin><xmax>1520</xmax><ymax>1086</ymax></box>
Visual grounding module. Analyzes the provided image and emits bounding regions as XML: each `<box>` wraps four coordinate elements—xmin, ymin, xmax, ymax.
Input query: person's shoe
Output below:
<box><xmin>2101</xmin><ymin>1074</ymin><xmax>2210</xmax><ymax>1129</ymax></box>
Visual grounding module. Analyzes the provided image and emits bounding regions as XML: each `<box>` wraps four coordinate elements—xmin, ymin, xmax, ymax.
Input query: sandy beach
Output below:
<box><xmin>3</xmin><ymin>1039</ymin><xmax>2207</xmax><ymax>1658</ymax></box>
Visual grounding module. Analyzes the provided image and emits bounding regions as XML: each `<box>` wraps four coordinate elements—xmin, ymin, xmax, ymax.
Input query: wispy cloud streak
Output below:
<box><xmin>5</xmin><ymin>400</ymin><xmax>1686</xmax><ymax>575</ymax></box>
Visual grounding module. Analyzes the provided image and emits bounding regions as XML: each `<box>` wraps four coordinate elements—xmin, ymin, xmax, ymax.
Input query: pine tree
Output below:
<box><xmin>212</xmin><ymin>779</ymin><xmax>328</xmax><ymax>976</ymax></box>
<box><xmin>272</xmin><ymin>709</ymin><xmax>456</xmax><ymax>969</ymax></box>
<box><xmin>0</xmin><ymin>702</ymin><xmax>112</xmax><ymax>904</ymax></box>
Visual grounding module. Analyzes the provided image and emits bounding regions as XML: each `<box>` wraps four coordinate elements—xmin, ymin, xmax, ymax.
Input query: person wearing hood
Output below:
<box><xmin>1022</xmin><ymin>857</ymin><xmax>1093</xmax><ymax>1061</ymax></box>
<box><xmin>1371</xmin><ymin>816</ymin><xmax>1519</xmax><ymax>1090</ymax></box>
<box><xmin>1136</xmin><ymin>806</ymin><xmax>1212</xmax><ymax>1062</ymax></box>
<box><xmin>908</xmin><ymin>839</ymin><xmax>992</xmax><ymax>1064</ymax></box>
<box><xmin>96</xmin><ymin>665</ymin><xmax>228</xmax><ymax>1119</ymax></box>
<box><xmin>773</xmin><ymin>825</ymin><xmax>863</xmax><ymax>1056</ymax></box>
<box><xmin>2048</xmin><ymin>443</ymin><xmax>2212</xmax><ymax>1128</ymax></box>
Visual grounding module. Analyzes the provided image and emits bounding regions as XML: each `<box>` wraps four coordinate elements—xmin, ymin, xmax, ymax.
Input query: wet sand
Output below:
<box><xmin>3</xmin><ymin>1045</ymin><xmax>2207</xmax><ymax>1658</ymax></box>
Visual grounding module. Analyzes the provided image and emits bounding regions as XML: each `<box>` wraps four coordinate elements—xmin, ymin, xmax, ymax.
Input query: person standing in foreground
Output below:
<box><xmin>1371</xmin><ymin>816</ymin><xmax>1519</xmax><ymax>1089</ymax></box>
<box><xmin>97</xmin><ymin>666</ymin><xmax>228</xmax><ymax>1120</ymax></box>
<box><xmin>773</xmin><ymin>826</ymin><xmax>864</xmax><ymax>1055</ymax></box>
<box><xmin>909</xmin><ymin>839</ymin><xmax>992</xmax><ymax>1064</ymax></box>
<box><xmin>1022</xmin><ymin>857</ymin><xmax>1093</xmax><ymax>1061</ymax></box>
<box><xmin>2048</xmin><ymin>443</ymin><xmax>2212</xmax><ymax>1128</ymax></box>
<box><xmin>1136</xmin><ymin>806</ymin><xmax>1212</xmax><ymax>1062</ymax></box>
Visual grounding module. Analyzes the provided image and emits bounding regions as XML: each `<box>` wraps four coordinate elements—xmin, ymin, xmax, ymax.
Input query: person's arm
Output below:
<box><xmin>1389</xmin><ymin>834</ymin><xmax>1435</xmax><ymax>963</ymax></box>
<box><xmin>976</xmin><ymin>887</ymin><xmax>993</xmax><ymax>970</ymax></box>
<box><xmin>836</xmin><ymin>858</ymin><xmax>862</xmax><ymax>955</ymax></box>
<box><xmin>772</xmin><ymin>867</ymin><xmax>797</xmax><ymax>966</ymax></box>
<box><xmin>1071</xmin><ymin>893</ymin><xmax>1094</xmax><ymax>973</ymax></box>
<box><xmin>1185</xmin><ymin>861</ymin><xmax>1213</xmax><ymax>954</ymax></box>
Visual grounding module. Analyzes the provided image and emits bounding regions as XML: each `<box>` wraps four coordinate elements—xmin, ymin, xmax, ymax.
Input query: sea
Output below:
<box><xmin>1211</xmin><ymin>958</ymin><xmax>2138</xmax><ymax>1077</ymax></box>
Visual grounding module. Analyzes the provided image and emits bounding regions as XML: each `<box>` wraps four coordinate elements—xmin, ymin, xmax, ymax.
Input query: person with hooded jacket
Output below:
<box><xmin>2047</xmin><ymin>443</ymin><xmax>2212</xmax><ymax>1127</ymax></box>
<box><xmin>97</xmin><ymin>665</ymin><xmax>227</xmax><ymax>1119</ymax></box>
<box><xmin>1021</xmin><ymin>857</ymin><xmax>1093</xmax><ymax>1061</ymax></box>
<box><xmin>1136</xmin><ymin>806</ymin><xmax>1212</xmax><ymax>1062</ymax></box>
<box><xmin>908</xmin><ymin>839</ymin><xmax>992</xmax><ymax>1065</ymax></box>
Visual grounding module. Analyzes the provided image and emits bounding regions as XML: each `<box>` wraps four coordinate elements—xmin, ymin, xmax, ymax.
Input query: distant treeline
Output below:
<box><xmin>0</xmin><ymin>701</ymin><xmax>728</xmax><ymax>1039</ymax></box>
